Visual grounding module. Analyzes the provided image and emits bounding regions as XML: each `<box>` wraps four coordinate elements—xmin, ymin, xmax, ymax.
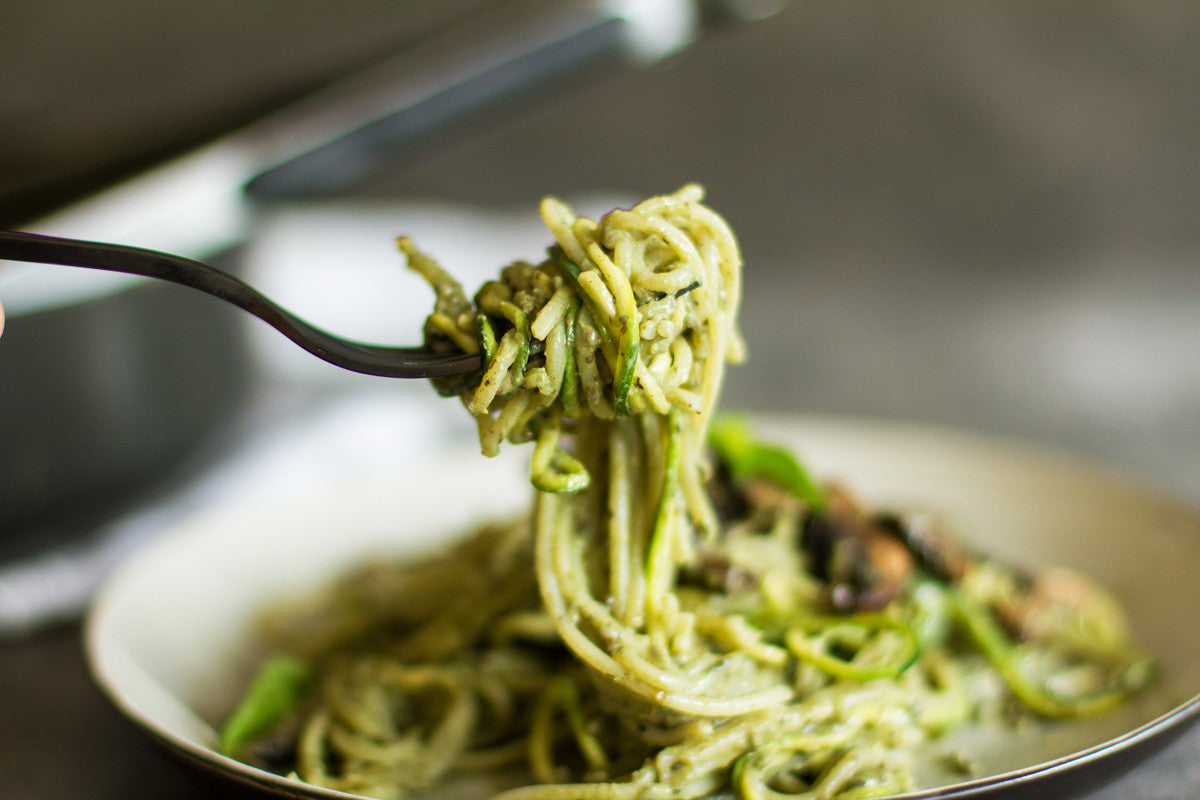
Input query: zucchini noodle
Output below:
<box><xmin>222</xmin><ymin>187</ymin><xmax>1155</xmax><ymax>800</ymax></box>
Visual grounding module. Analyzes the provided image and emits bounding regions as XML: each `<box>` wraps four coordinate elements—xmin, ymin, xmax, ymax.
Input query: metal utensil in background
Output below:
<box><xmin>0</xmin><ymin>276</ymin><xmax>249</xmax><ymax>552</ymax></box>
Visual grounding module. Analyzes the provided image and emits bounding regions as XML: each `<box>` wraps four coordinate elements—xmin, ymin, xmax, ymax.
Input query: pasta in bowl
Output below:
<box><xmin>86</xmin><ymin>189</ymin><xmax>1200</xmax><ymax>800</ymax></box>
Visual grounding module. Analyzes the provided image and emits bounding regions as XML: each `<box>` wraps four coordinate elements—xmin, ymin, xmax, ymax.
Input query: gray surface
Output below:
<box><xmin>2</xmin><ymin>2</ymin><xmax>1199</xmax><ymax>799</ymax></box>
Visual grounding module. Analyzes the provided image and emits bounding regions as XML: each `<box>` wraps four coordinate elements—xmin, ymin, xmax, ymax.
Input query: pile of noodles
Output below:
<box><xmin>403</xmin><ymin>185</ymin><xmax>775</xmax><ymax>716</ymax></box>
<box><xmin>229</xmin><ymin>186</ymin><xmax>1152</xmax><ymax>800</ymax></box>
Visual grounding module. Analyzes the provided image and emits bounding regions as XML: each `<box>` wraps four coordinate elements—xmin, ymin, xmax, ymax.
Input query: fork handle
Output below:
<box><xmin>0</xmin><ymin>230</ymin><xmax>481</xmax><ymax>379</ymax></box>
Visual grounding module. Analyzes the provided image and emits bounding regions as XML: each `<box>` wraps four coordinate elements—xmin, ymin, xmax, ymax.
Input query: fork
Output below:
<box><xmin>0</xmin><ymin>230</ymin><xmax>482</xmax><ymax>379</ymax></box>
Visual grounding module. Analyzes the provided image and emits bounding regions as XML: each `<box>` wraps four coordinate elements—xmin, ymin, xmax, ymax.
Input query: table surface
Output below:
<box><xmin>3</xmin><ymin>3</ymin><xmax>1200</xmax><ymax>798</ymax></box>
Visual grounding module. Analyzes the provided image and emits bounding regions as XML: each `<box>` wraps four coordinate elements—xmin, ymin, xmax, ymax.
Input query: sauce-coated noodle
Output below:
<box><xmin>223</xmin><ymin>187</ymin><xmax>1154</xmax><ymax>800</ymax></box>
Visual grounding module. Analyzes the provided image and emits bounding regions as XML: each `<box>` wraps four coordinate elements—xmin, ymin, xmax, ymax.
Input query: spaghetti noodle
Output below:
<box><xmin>221</xmin><ymin>187</ymin><xmax>1154</xmax><ymax>800</ymax></box>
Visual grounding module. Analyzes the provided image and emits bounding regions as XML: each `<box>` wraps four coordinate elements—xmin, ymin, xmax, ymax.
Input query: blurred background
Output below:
<box><xmin>1</xmin><ymin>1</ymin><xmax>1199</xmax><ymax>796</ymax></box>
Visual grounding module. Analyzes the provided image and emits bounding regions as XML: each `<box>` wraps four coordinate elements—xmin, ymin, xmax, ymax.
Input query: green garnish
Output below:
<box><xmin>708</xmin><ymin>415</ymin><xmax>825</xmax><ymax>509</ymax></box>
<box><xmin>218</xmin><ymin>654</ymin><xmax>312</xmax><ymax>755</ymax></box>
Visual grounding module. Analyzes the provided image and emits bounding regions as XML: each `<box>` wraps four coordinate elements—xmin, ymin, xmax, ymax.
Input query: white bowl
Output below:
<box><xmin>85</xmin><ymin>415</ymin><xmax>1200</xmax><ymax>799</ymax></box>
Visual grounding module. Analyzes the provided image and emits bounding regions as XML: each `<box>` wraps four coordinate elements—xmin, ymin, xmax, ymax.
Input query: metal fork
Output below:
<box><xmin>0</xmin><ymin>230</ymin><xmax>481</xmax><ymax>379</ymax></box>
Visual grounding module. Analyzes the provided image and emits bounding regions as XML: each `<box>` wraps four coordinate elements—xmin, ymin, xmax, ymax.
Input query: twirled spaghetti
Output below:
<box><xmin>221</xmin><ymin>187</ymin><xmax>1154</xmax><ymax>800</ymax></box>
